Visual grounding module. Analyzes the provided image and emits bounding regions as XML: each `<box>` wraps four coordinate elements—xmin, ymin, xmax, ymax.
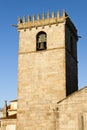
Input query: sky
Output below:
<box><xmin>0</xmin><ymin>0</ymin><xmax>87</xmax><ymax>108</ymax></box>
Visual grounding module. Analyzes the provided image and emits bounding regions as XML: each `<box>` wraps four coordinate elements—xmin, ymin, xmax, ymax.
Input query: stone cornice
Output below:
<box><xmin>17</xmin><ymin>11</ymin><xmax>78</xmax><ymax>40</ymax></box>
<box><xmin>17</xmin><ymin>11</ymin><xmax>67</xmax><ymax>30</ymax></box>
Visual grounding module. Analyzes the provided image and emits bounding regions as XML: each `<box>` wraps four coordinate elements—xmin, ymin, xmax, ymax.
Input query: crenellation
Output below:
<box><xmin>32</xmin><ymin>15</ymin><xmax>35</xmax><ymax>22</ymax></box>
<box><xmin>18</xmin><ymin>11</ymin><xmax>69</xmax><ymax>30</ymax></box>
<box><xmin>47</xmin><ymin>12</ymin><xmax>50</xmax><ymax>19</ymax></box>
<box><xmin>57</xmin><ymin>11</ymin><xmax>60</xmax><ymax>18</ymax></box>
<box><xmin>23</xmin><ymin>16</ymin><xmax>26</xmax><ymax>23</ymax></box>
<box><xmin>52</xmin><ymin>12</ymin><xmax>55</xmax><ymax>18</ymax></box>
<box><xmin>18</xmin><ymin>17</ymin><xmax>22</xmax><ymax>24</ymax></box>
<box><xmin>42</xmin><ymin>13</ymin><xmax>45</xmax><ymax>20</ymax></box>
<box><xmin>63</xmin><ymin>10</ymin><xmax>67</xmax><ymax>18</ymax></box>
<box><xmin>17</xmin><ymin>11</ymin><xmax>71</xmax><ymax>25</ymax></box>
<box><xmin>37</xmin><ymin>14</ymin><xmax>40</xmax><ymax>20</ymax></box>
<box><xmin>28</xmin><ymin>16</ymin><xmax>31</xmax><ymax>22</ymax></box>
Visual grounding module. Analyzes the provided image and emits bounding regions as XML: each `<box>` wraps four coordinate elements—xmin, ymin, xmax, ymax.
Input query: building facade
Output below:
<box><xmin>0</xmin><ymin>100</ymin><xmax>17</xmax><ymax>130</ymax></box>
<box><xmin>17</xmin><ymin>11</ymin><xmax>78</xmax><ymax>130</ymax></box>
<box><xmin>0</xmin><ymin>11</ymin><xmax>87</xmax><ymax>130</ymax></box>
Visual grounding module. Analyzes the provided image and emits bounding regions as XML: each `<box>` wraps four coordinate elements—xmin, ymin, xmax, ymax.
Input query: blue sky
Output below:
<box><xmin>0</xmin><ymin>0</ymin><xmax>87</xmax><ymax>107</ymax></box>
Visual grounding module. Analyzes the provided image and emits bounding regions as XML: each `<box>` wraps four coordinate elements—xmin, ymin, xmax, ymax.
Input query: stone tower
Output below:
<box><xmin>17</xmin><ymin>11</ymin><xmax>78</xmax><ymax>130</ymax></box>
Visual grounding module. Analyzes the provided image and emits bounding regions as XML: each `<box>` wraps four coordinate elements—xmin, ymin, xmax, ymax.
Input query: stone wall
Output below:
<box><xmin>65</xmin><ymin>23</ymin><xmax>78</xmax><ymax>95</ymax></box>
<box><xmin>17</xmin><ymin>11</ymin><xmax>78</xmax><ymax>130</ymax></box>
<box><xmin>1</xmin><ymin>119</ymin><xmax>16</xmax><ymax>130</ymax></box>
<box><xmin>56</xmin><ymin>86</ymin><xmax>87</xmax><ymax>130</ymax></box>
<box><xmin>17</xmin><ymin>22</ymin><xmax>66</xmax><ymax>130</ymax></box>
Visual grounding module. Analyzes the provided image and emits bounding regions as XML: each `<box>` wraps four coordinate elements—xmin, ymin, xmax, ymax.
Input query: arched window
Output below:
<box><xmin>36</xmin><ymin>31</ymin><xmax>47</xmax><ymax>51</ymax></box>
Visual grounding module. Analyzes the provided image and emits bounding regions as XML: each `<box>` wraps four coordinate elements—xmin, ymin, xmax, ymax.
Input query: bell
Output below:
<box><xmin>39</xmin><ymin>42</ymin><xmax>45</xmax><ymax>50</ymax></box>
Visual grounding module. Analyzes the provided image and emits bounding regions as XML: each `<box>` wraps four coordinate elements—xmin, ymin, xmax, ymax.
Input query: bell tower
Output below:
<box><xmin>17</xmin><ymin>11</ymin><xmax>78</xmax><ymax>130</ymax></box>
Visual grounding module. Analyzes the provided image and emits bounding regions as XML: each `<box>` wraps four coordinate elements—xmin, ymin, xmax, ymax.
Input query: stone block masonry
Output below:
<box><xmin>17</xmin><ymin>11</ymin><xmax>78</xmax><ymax>130</ymax></box>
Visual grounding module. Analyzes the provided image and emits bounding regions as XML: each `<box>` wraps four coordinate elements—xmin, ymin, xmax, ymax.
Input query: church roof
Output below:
<box><xmin>57</xmin><ymin>86</ymin><xmax>87</xmax><ymax>105</ymax></box>
<box><xmin>10</xmin><ymin>99</ymin><xmax>17</xmax><ymax>102</ymax></box>
<box><xmin>0</xmin><ymin>114</ymin><xmax>17</xmax><ymax>120</ymax></box>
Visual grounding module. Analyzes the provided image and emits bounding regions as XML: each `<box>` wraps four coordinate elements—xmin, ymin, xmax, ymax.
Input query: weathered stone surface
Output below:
<box><xmin>57</xmin><ymin>87</ymin><xmax>87</xmax><ymax>130</ymax></box>
<box><xmin>17</xmin><ymin>11</ymin><xmax>78</xmax><ymax>130</ymax></box>
<box><xmin>1</xmin><ymin>11</ymin><xmax>87</xmax><ymax>130</ymax></box>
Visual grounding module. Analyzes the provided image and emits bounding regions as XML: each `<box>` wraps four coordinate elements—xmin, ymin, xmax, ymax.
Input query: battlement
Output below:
<box><xmin>18</xmin><ymin>11</ymin><xmax>67</xmax><ymax>22</ymax></box>
<box><xmin>17</xmin><ymin>11</ymin><xmax>78</xmax><ymax>39</ymax></box>
<box><xmin>17</xmin><ymin>11</ymin><xmax>68</xmax><ymax>30</ymax></box>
